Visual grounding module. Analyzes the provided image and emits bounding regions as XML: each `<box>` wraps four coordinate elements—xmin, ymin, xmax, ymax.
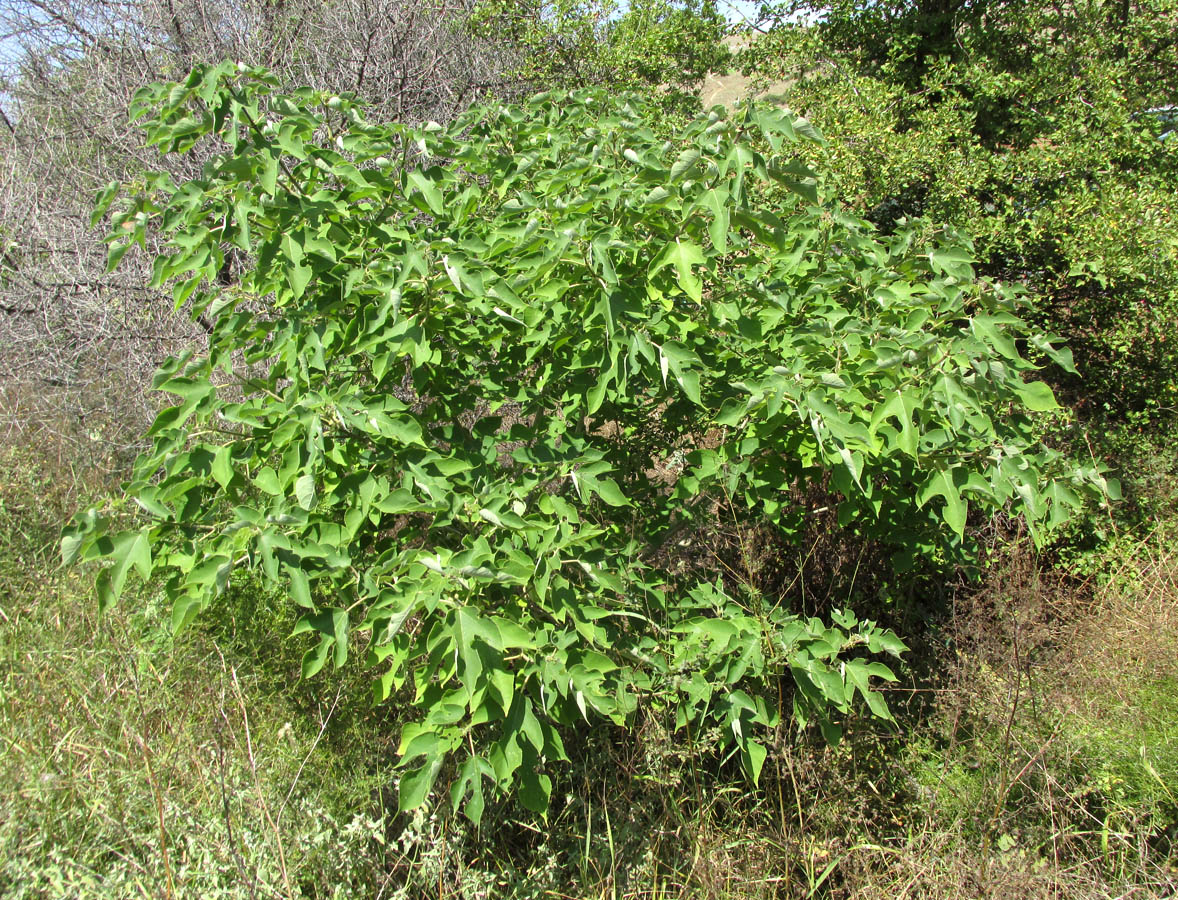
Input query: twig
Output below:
<box><xmin>215</xmin><ymin>654</ymin><xmax>260</xmax><ymax>900</ymax></box>
<box><xmin>276</xmin><ymin>685</ymin><xmax>342</xmax><ymax>827</ymax></box>
<box><xmin>134</xmin><ymin>731</ymin><xmax>175</xmax><ymax>900</ymax></box>
<box><xmin>229</xmin><ymin>666</ymin><xmax>294</xmax><ymax>899</ymax></box>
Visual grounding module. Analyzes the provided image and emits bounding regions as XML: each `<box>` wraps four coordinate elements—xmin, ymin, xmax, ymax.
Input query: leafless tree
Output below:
<box><xmin>0</xmin><ymin>0</ymin><xmax>515</xmax><ymax>474</ymax></box>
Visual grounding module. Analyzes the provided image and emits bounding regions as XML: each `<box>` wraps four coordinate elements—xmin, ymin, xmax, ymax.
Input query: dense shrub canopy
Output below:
<box><xmin>64</xmin><ymin>63</ymin><xmax>1113</xmax><ymax>817</ymax></box>
<box><xmin>743</xmin><ymin>0</ymin><xmax>1178</xmax><ymax>437</ymax></box>
<box><xmin>0</xmin><ymin>0</ymin><xmax>729</xmax><ymax>467</ymax></box>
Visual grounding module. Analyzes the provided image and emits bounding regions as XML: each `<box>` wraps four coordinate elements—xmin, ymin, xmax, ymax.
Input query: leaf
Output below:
<box><xmin>676</xmin><ymin>369</ymin><xmax>702</xmax><ymax>406</ymax></box>
<box><xmin>442</xmin><ymin>254</ymin><xmax>465</xmax><ymax>293</ymax></box>
<box><xmin>768</xmin><ymin>165</ymin><xmax>819</xmax><ymax>203</ymax></box>
<box><xmin>740</xmin><ymin>738</ymin><xmax>768</xmax><ymax>785</ymax></box>
<box><xmin>294</xmin><ymin>473</ymin><xmax>316</xmax><ymax>510</ymax></box>
<box><xmin>862</xmin><ymin>686</ymin><xmax>895</xmax><ymax>722</ymax></box>
<box><xmin>492</xmin><ymin>306</ymin><xmax>525</xmax><ymax>326</ymax></box>
<box><xmin>819</xmin><ymin>719</ymin><xmax>843</xmax><ymax>745</ymax></box>
<box><xmin>1016</xmin><ymin>380</ymin><xmax>1060</xmax><ymax>412</ymax></box>
<box><xmin>451</xmin><ymin>756</ymin><xmax>491</xmax><ymax>826</ymax></box>
<box><xmin>377</xmin><ymin>415</ymin><xmax>426</xmax><ymax>447</ymax></box>
<box><xmin>657</xmin><ymin>341</ymin><xmax>703</xmax><ymax>404</ymax></box>
<box><xmin>972</xmin><ymin>315</ymin><xmax>1018</xmax><ymax>360</ymax></box>
<box><xmin>260</xmin><ymin>151</ymin><xmax>279</xmax><ymax>195</ymax></box>
<box><xmin>809</xmin><ymin>661</ymin><xmax>846</xmax><ymax>707</ymax></box>
<box><xmin>452</xmin><ymin>606</ymin><xmax>499</xmax><ymax>696</ymax></box>
<box><xmin>587</xmin><ymin>360</ymin><xmax>613</xmax><ymax>415</ymax></box>
<box><xmin>61</xmin><ymin>532</ymin><xmax>85</xmax><ymax>567</ymax></box>
<box><xmin>929</xmin><ymin>245</ymin><xmax>974</xmax><ymax>280</ymax></box>
<box><xmin>399</xmin><ymin>757</ymin><xmax>443</xmax><ymax>812</ymax></box>
<box><xmin>287</xmin><ymin>261</ymin><xmax>312</xmax><ymax>299</ymax></box>
<box><xmin>518</xmin><ymin>764</ymin><xmax>552</xmax><ymax>815</ymax></box>
<box><xmin>793</xmin><ymin>116</ymin><xmax>824</xmax><ymax>143</ymax></box>
<box><xmin>91</xmin><ymin>181</ymin><xmax>121</xmax><ymax>226</ymax></box>
<box><xmin>670</xmin><ymin>148</ymin><xmax>701</xmax><ymax>182</ymax></box>
<box><xmin>701</xmin><ymin>188</ymin><xmax>730</xmax><ymax>253</ymax></box>
<box><xmin>97</xmin><ymin>530</ymin><xmax>152</xmax><ymax>606</ymax></box>
<box><xmin>1032</xmin><ymin>338</ymin><xmax>1078</xmax><ymax>375</ymax></box>
<box><xmin>254</xmin><ymin>467</ymin><xmax>282</xmax><ymax>495</ymax></box>
<box><xmin>478</xmin><ymin>507</ymin><xmax>529</xmax><ymax>530</ymax></box>
<box><xmin>716</xmin><ymin>398</ymin><xmax>746</xmax><ymax>426</ymax></box>
<box><xmin>332</xmin><ymin>608</ymin><xmax>349</xmax><ymax>668</ymax></box>
<box><xmin>754</xmin><ymin>107</ymin><xmax>796</xmax><ymax>150</ymax></box>
<box><xmin>679</xmin><ymin>617</ymin><xmax>738</xmax><ymax>645</ymax></box>
<box><xmin>289</xmin><ymin>566</ymin><xmax>313</xmax><ymax>609</ymax></box>
<box><xmin>919</xmin><ymin>468</ymin><xmax>968</xmax><ymax>536</ymax></box>
<box><xmin>127</xmin><ymin>531</ymin><xmax>152</xmax><ymax>580</ymax></box>
<box><xmin>520</xmin><ymin>701</ymin><xmax>544</xmax><ymax>751</ymax></box>
<box><xmin>870</xmin><ymin>390</ymin><xmax>918</xmax><ymax>457</ymax></box>
<box><xmin>156</xmin><ymin>376</ymin><xmax>214</xmax><ymax>404</ymax></box>
<box><xmin>105</xmin><ymin>241</ymin><xmax>133</xmax><ymax>274</ymax></box>
<box><xmin>301</xmin><ymin>637</ymin><xmax>332</xmax><ymax>678</ymax></box>
<box><xmin>211</xmin><ymin>446</ymin><xmax>234</xmax><ymax>487</ymax></box>
<box><xmin>407</xmin><ymin>170</ymin><xmax>444</xmax><ymax>215</ymax></box>
<box><xmin>96</xmin><ymin>568</ymin><xmax>115</xmax><ymax>613</ymax></box>
<box><xmin>845</xmin><ymin>660</ymin><xmax>871</xmax><ymax>701</ymax></box>
<box><xmin>650</xmin><ymin>239</ymin><xmax>705</xmax><ymax>303</ymax></box>
<box><xmin>868</xmin><ymin>631</ymin><xmax>909</xmax><ymax>658</ymax></box>
<box><xmin>587</xmin><ymin>476</ymin><xmax>630</xmax><ymax>507</ymax></box>
<box><xmin>374</xmin><ymin>488</ymin><xmax>439</xmax><ymax>514</ymax></box>
<box><xmin>188</xmin><ymin>555</ymin><xmax>232</xmax><ymax>593</ymax></box>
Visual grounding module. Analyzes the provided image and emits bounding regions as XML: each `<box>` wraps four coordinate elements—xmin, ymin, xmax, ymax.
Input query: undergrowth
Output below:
<box><xmin>0</xmin><ymin>445</ymin><xmax>391</xmax><ymax>898</ymax></box>
<box><xmin>3</xmin><ymin>440</ymin><xmax>1177</xmax><ymax>898</ymax></box>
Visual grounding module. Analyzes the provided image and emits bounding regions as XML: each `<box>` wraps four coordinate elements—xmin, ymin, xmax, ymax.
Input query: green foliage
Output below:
<box><xmin>470</xmin><ymin>0</ymin><xmax>732</xmax><ymax>112</ymax></box>
<box><xmin>0</xmin><ymin>446</ymin><xmax>392</xmax><ymax>900</ymax></box>
<box><xmin>742</xmin><ymin>0</ymin><xmax>1178</xmax><ymax>435</ymax></box>
<box><xmin>902</xmin><ymin>532</ymin><xmax>1178</xmax><ymax>879</ymax></box>
<box><xmin>65</xmin><ymin>62</ymin><xmax>1111</xmax><ymax>819</ymax></box>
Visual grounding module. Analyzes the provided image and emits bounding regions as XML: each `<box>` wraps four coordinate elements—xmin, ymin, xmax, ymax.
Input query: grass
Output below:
<box><xmin>0</xmin><ymin>445</ymin><xmax>393</xmax><ymax>898</ymax></box>
<box><xmin>1</xmin><ymin>437</ymin><xmax>1176</xmax><ymax>898</ymax></box>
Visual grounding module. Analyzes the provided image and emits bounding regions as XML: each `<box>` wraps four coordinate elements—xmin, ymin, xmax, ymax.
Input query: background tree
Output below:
<box><xmin>0</xmin><ymin>0</ymin><xmax>510</xmax><ymax>471</ymax></box>
<box><xmin>0</xmin><ymin>0</ymin><xmax>733</xmax><ymax>474</ymax></box>
<box><xmin>471</xmin><ymin>0</ymin><xmax>732</xmax><ymax>113</ymax></box>
<box><xmin>741</xmin><ymin>0</ymin><xmax>1178</xmax><ymax>509</ymax></box>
